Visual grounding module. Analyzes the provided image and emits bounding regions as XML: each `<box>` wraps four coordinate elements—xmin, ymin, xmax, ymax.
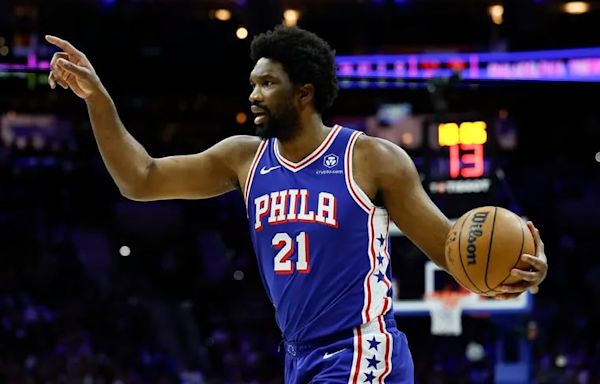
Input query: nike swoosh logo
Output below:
<box><xmin>260</xmin><ymin>165</ymin><xmax>281</xmax><ymax>175</ymax></box>
<box><xmin>323</xmin><ymin>348</ymin><xmax>347</xmax><ymax>359</ymax></box>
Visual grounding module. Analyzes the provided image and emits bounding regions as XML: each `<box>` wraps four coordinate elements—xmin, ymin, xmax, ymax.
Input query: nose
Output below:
<box><xmin>249</xmin><ymin>85</ymin><xmax>262</xmax><ymax>104</ymax></box>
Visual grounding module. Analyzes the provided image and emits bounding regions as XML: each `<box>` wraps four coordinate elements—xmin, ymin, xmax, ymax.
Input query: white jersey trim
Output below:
<box><xmin>378</xmin><ymin>316</ymin><xmax>393</xmax><ymax>382</ymax></box>
<box><xmin>346</xmin><ymin>130</ymin><xmax>393</xmax><ymax>323</ymax></box>
<box><xmin>344</xmin><ymin>130</ymin><xmax>375</xmax><ymax>214</ymax></box>
<box><xmin>360</xmin><ymin>207</ymin><xmax>392</xmax><ymax>324</ymax></box>
<box><xmin>243</xmin><ymin>139</ymin><xmax>269</xmax><ymax>210</ymax></box>
<box><xmin>379</xmin><ymin>215</ymin><xmax>393</xmax><ymax>318</ymax></box>
<box><xmin>274</xmin><ymin>125</ymin><xmax>342</xmax><ymax>172</ymax></box>
<box><xmin>347</xmin><ymin>316</ymin><xmax>394</xmax><ymax>384</ymax></box>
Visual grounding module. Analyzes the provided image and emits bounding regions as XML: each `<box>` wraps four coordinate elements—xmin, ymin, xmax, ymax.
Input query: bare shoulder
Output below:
<box><xmin>349</xmin><ymin>133</ymin><xmax>416</xmax><ymax>200</ymax></box>
<box><xmin>218</xmin><ymin>135</ymin><xmax>263</xmax><ymax>157</ymax></box>
<box><xmin>353</xmin><ymin>134</ymin><xmax>415</xmax><ymax>181</ymax></box>
<box><xmin>213</xmin><ymin>135</ymin><xmax>263</xmax><ymax>167</ymax></box>
<box><xmin>215</xmin><ymin>135</ymin><xmax>265</xmax><ymax>190</ymax></box>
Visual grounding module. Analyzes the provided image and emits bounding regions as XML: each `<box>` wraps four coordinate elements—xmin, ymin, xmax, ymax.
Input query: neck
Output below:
<box><xmin>277</xmin><ymin>113</ymin><xmax>330</xmax><ymax>163</ymax></box>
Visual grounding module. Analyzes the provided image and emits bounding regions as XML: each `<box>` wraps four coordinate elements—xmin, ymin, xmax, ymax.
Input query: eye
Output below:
<box><xmin>263</xmin><ymin>80</ymin><xmax>273</xmax><ymax>87</ymax></box>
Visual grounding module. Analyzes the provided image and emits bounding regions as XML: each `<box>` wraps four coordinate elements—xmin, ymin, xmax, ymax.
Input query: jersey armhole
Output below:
<box><xmin>243</xmin><ymin>139</ymin><xmax>269</xmax><ymax>210</ymax></box>
<box><xmin>344</xmin><ymin>131</ymin><xmax>376</xmax><ymax>214</ymax></box>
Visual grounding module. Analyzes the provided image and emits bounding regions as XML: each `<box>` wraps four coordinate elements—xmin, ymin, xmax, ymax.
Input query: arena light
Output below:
<box><xmin>233</xmin><ymin>270</ymin><xmax>245</xmax><ymax>281</ymax></box>
<box><xmin>236</xmin><ymin>112</ymin><xmax>247</xmax><ymax>124</ymax></box>
<box><xmin>489</xmin><ymin>5</ymin><xmax>504</xmax><ymax>25</ymax></box>
<box><xmin>119</xmin><ymin>245</ymin><xmax>131</xmax><ymax>257</ymax></box>
<box><xmin>563</xmin><ymin>1</ymin><xmax>590</xmax><ymax>14</ymax></box>
<box><xmin>236</xmin><ymin>27</ymin><xmax>249</xmax><ymax>40</ymax></box>
<box><xmin>212</xmin><ymin>9</ymin><xmax>232</xmax><ymax>21</ymax></box>
<box><xmin>0</xmin><ymin>46</ymin><xmax>8</xmax><ymax>57</ymax></box>
<box><xmin>555</xmin><ymin>354</ymin><xmax>568</xmax><ymax>368</ymax></box>
<box><xmin>283</xmin><ymin>9</ymin><xmax>301</xmax><ymax>27</ymax></box>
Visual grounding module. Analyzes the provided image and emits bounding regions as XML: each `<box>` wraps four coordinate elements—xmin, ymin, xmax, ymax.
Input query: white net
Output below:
<box><xmin>425</xmin><ymin>293</ymin><xmax>468</xmax><ymax>336</ymax></box>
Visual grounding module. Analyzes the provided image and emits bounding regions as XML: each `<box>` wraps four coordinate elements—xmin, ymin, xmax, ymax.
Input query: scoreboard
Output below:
<box><xmin>427</xmin><ymin>120</ymin><xmax>493</xmax><ymax>196</ymax></box>
<box><xmin>422</xmin><ymin>115</ymin><xmax>503</xmax><ymax>218</ymax></box>
<box><xmin>345</xmin><ymin>107</ymin><xmax>506</xmax><ymax>218</ymax></box>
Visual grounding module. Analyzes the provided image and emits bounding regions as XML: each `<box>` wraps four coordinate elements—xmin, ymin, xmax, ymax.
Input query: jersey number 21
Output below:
<box><xmin>272</xmin><ymin>232</ymin><xmax>310</xmax><ymax>274</ymax></box>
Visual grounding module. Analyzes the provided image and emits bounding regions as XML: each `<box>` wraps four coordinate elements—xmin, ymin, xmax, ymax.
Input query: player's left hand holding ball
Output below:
<box><xmin>495</xmin><ymin>221</ymin><xmax>548</xmax><ymax>300</ymax></box>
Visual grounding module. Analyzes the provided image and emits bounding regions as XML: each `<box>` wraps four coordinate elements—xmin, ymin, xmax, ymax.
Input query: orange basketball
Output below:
<box><xmin>444</xmin><ymin>206</ymin><xmax>535</xmax><ymax>297</ymax></box>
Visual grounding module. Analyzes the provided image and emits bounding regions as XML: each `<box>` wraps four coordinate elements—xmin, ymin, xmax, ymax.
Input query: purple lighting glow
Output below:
<box><xmin>336</xmin><ymin>47</ymin><xmax>600</xmax><ymax>84</ymax></box>
<box><xmin>0</xmin><ymin>52</ymin><xmax>50</xmax><ymax>72</ymax></box>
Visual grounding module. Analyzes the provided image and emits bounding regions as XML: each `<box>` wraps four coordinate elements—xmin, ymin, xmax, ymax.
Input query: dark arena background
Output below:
<box><xmin>1</xmin><ymin>0</ymin><xmax>599</xmax><ymax>383</ymax></box>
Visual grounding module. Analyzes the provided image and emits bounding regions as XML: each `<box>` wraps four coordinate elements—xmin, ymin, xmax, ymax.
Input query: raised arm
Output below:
<box><xmin>356</xmin><ymin>135</ymin><xmax>452</xmax><ymax>270</ymax></box>
<box><xmin>46</xmin><ymin>35</ymin><xmax>260</xmax><ymax>201</ymax></box>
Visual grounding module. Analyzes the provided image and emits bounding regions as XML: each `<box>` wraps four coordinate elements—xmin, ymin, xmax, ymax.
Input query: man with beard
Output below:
<box><xmin>46</xmin><ymin>26</ymin><xmax>547</xmax><ymax>383</ymax></box>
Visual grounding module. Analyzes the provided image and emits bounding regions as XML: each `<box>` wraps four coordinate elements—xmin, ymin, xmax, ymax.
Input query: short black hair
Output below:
<box><xmin>250</xmin><ymin>26</ymin><xmax>339</xmax><ymax>113</ymax></box>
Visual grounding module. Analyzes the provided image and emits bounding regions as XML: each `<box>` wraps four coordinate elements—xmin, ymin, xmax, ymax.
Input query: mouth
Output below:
<box><xmin>252</xmin><ymin>109</ymin><xmax>269</xmax><ymax>125</ymax></box>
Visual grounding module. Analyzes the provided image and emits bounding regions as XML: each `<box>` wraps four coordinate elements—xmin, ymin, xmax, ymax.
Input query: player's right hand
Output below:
<box><xmin>45</xmin><ymin>35</ymin><xmax>103</xmax><ymax>100</ymax></box>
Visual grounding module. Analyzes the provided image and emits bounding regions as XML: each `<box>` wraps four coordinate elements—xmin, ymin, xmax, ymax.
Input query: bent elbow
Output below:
<box><xmin>118</xmin><ymin>160</ymin><xmax>157</xmax><ymax>201</ymax></box>
<box><xmin>118</xmin><ymin>185</ymin><xmax>154</xmax><ymax>202</ymax></box>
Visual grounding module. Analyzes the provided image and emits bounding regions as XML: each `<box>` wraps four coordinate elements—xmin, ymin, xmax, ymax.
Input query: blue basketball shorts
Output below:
<box><xmin>283</xmin><ymin>317</ymin><xmax>414</xmax><ymax>383</ymax></box>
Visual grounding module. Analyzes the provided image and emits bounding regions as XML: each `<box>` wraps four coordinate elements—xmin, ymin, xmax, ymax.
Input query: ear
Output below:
<box><xmin>297</xmin><ymin>84</ymin><xmax>315</xmax><ymax>107</ymax></box>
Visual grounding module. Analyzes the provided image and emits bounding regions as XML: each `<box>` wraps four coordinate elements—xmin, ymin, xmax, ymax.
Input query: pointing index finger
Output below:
<box><xmin>45</xmin><ymin>35</ymin><xmax>83</xmax><ymax>57</ymax></box>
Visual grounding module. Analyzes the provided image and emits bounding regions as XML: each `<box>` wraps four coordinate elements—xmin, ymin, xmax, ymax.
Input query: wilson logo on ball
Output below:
<box><xmin>466</xmin><ymin>211</ymin><xmax>490</xmax><ymax>265</ymax></box>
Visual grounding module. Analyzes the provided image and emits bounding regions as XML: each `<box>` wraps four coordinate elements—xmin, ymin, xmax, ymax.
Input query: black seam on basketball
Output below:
<box><xmin>490</xmin><ymin>216</ymin><xmax>526</xmax><ymax>290</ymax></box>
<box><xmin>483</xmin><ymin>207</ymin><xmax>498</xmax><ymax>291</ymax></box>
<box><xmin>458</xmin><ymin>210</ymin><xmax>484</xmax><ymax>294</ymax></box>
<box><xmin>448</xmin><ymin>263</ymin><xmax>475</xmax><ymax>295</ymax></box>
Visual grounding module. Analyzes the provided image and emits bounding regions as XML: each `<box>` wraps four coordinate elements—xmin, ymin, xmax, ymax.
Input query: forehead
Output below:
<box><xmin>249</xmin><ymin>58</ymin><xmax>289</xmax><ymax>81</ymax></box>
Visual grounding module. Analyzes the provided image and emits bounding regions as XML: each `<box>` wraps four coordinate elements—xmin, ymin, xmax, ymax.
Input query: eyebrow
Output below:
<box><xmin>249</xmin><ymin>74</ymin><xmax>278</xmax><ymax>83</ymax></box>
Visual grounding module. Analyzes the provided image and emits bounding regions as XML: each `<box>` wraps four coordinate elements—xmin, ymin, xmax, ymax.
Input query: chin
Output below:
<box><xmin>254</xmin><ymin>125</ymin><xmax>277</xmax><ymax>140</ymax></box>
<box><xmin>255</xmin><ymin>124</ymin><xmax>271</xmax><ymax>139</ymax></box>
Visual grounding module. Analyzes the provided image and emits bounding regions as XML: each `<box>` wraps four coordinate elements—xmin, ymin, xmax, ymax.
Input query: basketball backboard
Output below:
<box><xmin>393</xmin><ymin>261</ymin><xmax>532</xmax><ymax>317</ymax></box>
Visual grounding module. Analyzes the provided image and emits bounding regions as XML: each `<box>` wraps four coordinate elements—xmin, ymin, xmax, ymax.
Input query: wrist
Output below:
<box><xmin>85</xmin><ymin>86</ymin><xmax>112</xmax><ymax>107</ymax></box>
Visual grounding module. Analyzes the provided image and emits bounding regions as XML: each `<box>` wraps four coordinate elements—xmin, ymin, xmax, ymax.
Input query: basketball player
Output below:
<box><xmin>45</xmin><ymin>27</ymin><xmax>548</xmax><ymax>383</ymax></box>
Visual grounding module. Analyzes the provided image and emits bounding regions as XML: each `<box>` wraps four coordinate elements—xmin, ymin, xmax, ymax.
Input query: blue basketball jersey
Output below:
<box><xmin>244</xmin><ymin>126</ymin><xmax>394</xmax><ymax>343</ymax></box>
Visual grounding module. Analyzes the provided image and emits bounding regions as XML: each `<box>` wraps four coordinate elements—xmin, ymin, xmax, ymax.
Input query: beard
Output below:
<box><xmin>254</xmin><ymin>102</ymin><xmax>300</xmax><ymax>142</ymax></box>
